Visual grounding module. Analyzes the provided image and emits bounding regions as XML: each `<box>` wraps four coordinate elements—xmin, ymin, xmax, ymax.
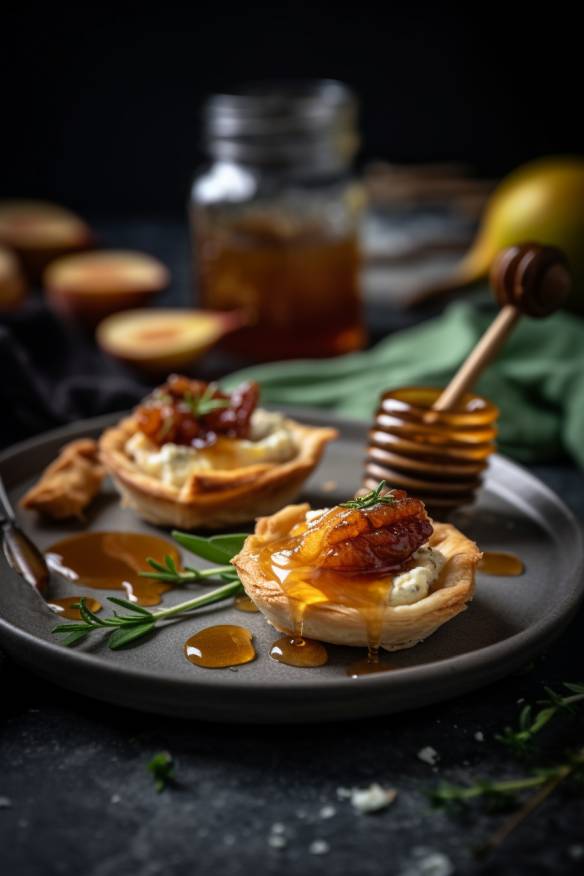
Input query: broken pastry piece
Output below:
<box><xmin>20</xmin><ymin>438</ymin><xmax>106</xmax><ymax>520</ymax></box>
<box><xmin>99</xmin><ymin>375</ymin><xmax>337</xmax><ymax>529</ymax></box>
<box><xmin>232</xmin><ymin>484</ymin><xmax>481</xmax><ymax>652</ymax></box>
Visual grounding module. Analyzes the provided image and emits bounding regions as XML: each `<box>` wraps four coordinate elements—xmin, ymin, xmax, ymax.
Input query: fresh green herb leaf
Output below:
<box><xmin>171</xmin><ymin>531</ymin><xmax>248</xmax><ymax>564</ymax></box>
<box><xmin>107</xmin><ymin>597</ymin><xmax>153</xmax><ymax>615</ymax></box>
<box><xmin>147</xmin><ymin>751</ymin><xmax>175</xmax><ymax>792</ymax></box>
<box><xmin>340</xmin><ymin>481</ymin><xmax>396</xmax><ymax>511</ymax></box>
<box><xmin>429</xmin><ymin>684</ymin><xmax>584</xmax><ymax>860</ymax></box>
<box><xmin>564</xmin><ymin>682</ymin><xmax>584</xmax><ymax>695</ymax></box>
<box><xmin>108</xmin><ymin>622</ymin><xmax>155</xmax><ymax>650</ymax></box>
<box><xmin>52</xmin><ymin>579</ymin><xmax>243</xmax><ymax>649</ymax></box>
<box><xmin>208</xmin><ymin>533</ymin><xmax>249</xmax><ymax>557</ymax></box>
<box><xmin>53</xmin><ymin>528</ymin><xmax>247</xmax><ymax>650</ymax></box>
<box><xmin>78</xmin><ymin>597</ymin><xmax>108</xmax><ymax>627</ymax></box>
<box><xmin>183</xmin><ymin>384</ymin><xmax>231</xmax><ymax>419</ymax></box>
<box><xmin>61</xmin><ymin>629</ymin><xmax>90</xmax><ymax>647</ymax></box>
<box><xmin>497</xmin><ymin>683</ymin><xmax>584</xmax><ymax>753</ymax></box>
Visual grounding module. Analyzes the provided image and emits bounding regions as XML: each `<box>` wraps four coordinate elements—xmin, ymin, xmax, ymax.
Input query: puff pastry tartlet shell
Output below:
<box><xmin>99</xmin><ymin>417</ymin><xmax>337</xmax><ymax>529</ymax></box>
<box><xmin>232</xmin><ymin>503</ymin><xmax>482</xmax><ymax>652</ymax></box>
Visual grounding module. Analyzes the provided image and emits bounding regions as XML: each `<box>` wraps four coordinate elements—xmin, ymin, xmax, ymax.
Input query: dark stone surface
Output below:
<box><xmin>1</xmin><ymin>223</ymin><xmax>583</xmax><ymax>875</ymax></box>
<box><xmin>0</xmin><ymin>473</ymin><xmax>583</xmax><ymax>876</ymax></box>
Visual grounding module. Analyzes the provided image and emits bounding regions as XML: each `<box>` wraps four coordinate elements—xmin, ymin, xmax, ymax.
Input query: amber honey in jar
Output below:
<box><xmin>190</xmin><ymin>80</ymin><xmax>365</xmax><ymax>360</ymax></box>
<box><xmin>366</xmin><ymin>386</ymin><xmax>499</xmax><ymax>510</ymax></box>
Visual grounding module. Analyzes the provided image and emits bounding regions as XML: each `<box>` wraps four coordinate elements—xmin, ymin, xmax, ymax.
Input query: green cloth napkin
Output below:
<box><xmin>225</xmin><ymin>301</ymin><xmax>584</xmax><ymax>467</ymax></box>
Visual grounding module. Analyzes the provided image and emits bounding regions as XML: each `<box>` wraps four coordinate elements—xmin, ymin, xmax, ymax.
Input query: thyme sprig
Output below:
<box><xmin>183</xmin><ymin>384</ymin><xmax>231</xmax><ymax>418</ymax></box>
<box><xmin>340</xmin><ymin>480</ymin><xmax>396</xmax><ymax>510</ymax></box>
<box><xmin>52</xmin><ymin>530</ymin><xmax>248</xmax><ymax>649</ymax></box>
<box><xmin>430</xmin><ymin>755</ymin><xmax>583</xmax><ymax>808</ymax></box>
<box><xmin>496</xmin><ymin>682</ymin><xmax>584</xmax><ymax>753</ymax></box>
<box><xmin>430</xmin><ymin>683</ymin><xmax>584</xmax><ymax>857</ymax></box>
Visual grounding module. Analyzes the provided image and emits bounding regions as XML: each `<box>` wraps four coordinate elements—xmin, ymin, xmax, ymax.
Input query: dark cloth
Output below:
<box><xmin>0</xmin><ymin>303</ymin><xmax>149</xmax><ymax>449</ymax></box>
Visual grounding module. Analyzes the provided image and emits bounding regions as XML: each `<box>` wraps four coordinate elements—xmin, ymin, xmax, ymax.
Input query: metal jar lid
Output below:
<box><xmin>202</xmin><ymin>79</ymin><xmax>359</xmax><ymax>172</ymax></box>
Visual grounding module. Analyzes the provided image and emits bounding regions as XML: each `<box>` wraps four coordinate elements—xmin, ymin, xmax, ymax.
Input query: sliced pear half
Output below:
<box><xmin>96</xmin><ymin>308</ymin><xmax>243</xmax><ymax>373</ymax></box>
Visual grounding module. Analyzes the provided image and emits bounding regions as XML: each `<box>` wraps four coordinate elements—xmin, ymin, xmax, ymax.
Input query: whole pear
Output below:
<box><xmin>457</xmin><ymin>156</ymin><xmax>584</xmax><ymax>311</ymax></box>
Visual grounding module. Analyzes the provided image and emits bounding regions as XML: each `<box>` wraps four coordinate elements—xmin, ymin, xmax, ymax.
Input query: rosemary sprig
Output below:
<box><xmin>52</xmin><ymin>583</ymin><xmax>243</xmax><ymax>649</ymax></box>
<box><xmin>147</xmin><ymin>751</ymin><xmax>175</xmax><ymax>792</ymax></box>
<box><xmin>52</xmin><ymin>529</ymin><xmax>249</xmax><ymax>649</ymax></box>
<box><xmin>340</xmin><ymin>480</ymin><xmax>396</xmax><ymax>510</ymax></box>
<box><xmin>496</xmin><ymin>682</ymin><xmax>584</xmax><ymax>754</ymax></box>
<box><xmin>139</xmin><ymin>531</ymin><xmax>248</xmax><ymax>585</ymax></box>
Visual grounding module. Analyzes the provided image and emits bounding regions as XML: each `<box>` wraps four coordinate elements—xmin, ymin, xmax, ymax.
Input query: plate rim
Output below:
<box><xmin>1</xmin><ymin>410</ymin><xmax>583</xmax><ymax>699</ymax></box>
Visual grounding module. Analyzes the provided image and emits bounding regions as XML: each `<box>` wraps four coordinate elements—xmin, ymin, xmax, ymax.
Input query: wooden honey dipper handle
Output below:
<box><xmin>432</xmin><ymin>243</ymin><xmax>571</xmax><ymax>413</ymax></box>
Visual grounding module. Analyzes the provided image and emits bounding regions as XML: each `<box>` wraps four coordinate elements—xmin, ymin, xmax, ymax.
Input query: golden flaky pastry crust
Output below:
<box><xmin>99</xmin><ymin>416</ymin><xmax>337</xmax><ymax>530</ymax></box>
<box><xmin>232</xmin><ymin>503</ymin><xmax>482</xmax><ymax>652</ymax></box>
<box><xmin>20</xmin><ymin>438</ymin><xmax>105</xmax><ymax>520</ymax></box>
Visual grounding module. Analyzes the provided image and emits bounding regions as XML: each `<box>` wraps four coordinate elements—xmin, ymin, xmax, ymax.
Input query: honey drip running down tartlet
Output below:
<box><xmin>233</xmin><ymin>484</ymin><xmax>481</xmax><ymax>662</ymax></box>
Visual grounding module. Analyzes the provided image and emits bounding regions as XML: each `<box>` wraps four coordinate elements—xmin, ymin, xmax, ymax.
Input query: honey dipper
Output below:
<box><xmin>365</xmin><ymin>243</ymin><xmax>571</xmax><ymax>511</ymax></box>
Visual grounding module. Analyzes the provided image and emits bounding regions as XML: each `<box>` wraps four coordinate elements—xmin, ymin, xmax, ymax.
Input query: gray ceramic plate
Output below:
<box><xmin>0</xmin><ymin>411</ymin><xmax>582</xmax><ymax>723</ymax></box>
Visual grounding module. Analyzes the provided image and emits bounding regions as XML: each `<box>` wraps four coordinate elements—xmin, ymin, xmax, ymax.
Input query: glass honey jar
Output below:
<box><xmin>366</xmin><ymin>386</ymin><xmax>499</xmax><ymax>511</ymax></box>
<box><xmin>189</xmin><ymin>80</ymin><xmax>365</xmax><ymax>361</ymax></box>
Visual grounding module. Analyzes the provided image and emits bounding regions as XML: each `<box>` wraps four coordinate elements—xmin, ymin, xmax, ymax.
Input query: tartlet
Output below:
<box><xmin>99</xmin><ymin>375</ymin><xmax>337</xmax><ymax>529</ymax></box>
<box><xmin>232</xmin><ymin>489</ymin><xmax>481</xmax><ymax>652</ymax></box>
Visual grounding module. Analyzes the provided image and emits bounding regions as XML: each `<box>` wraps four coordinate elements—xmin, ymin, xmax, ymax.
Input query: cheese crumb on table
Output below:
<box><xmin>351</xmin><ymin>783</ymin><xmax>398</xmax><ymax>814</ymax></box>
<box><xmin>309</xmin><ymin>840</ymin><xmax>330</xmax><ymax>855</ymax></box>
<box><xmin>417</xmin><ymin>746</ymin><xmax>440</xmax><ymax>765</ymax></box>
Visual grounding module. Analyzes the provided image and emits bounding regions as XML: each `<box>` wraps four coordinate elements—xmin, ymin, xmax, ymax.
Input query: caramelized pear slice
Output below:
<box><xmin>44</xmin><ymin>250</ymin><xmax>169</xmax><ymax>323</ymax></box>
<box><xmin>96</xmin><ymin>308</ymin><xmax>243</xmax><ymax>373</ymax></box>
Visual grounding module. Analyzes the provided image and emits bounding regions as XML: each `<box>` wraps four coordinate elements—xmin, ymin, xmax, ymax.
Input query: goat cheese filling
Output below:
<box><xmin>125</xmin><ymin>409</ymin><xmax>297</xmax><ymax>487</ymax></box>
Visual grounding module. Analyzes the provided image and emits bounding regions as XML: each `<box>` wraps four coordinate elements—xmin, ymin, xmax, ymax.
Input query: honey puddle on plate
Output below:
<box><xmin>479</xmin><ymin>551</ymin><xmax>524</xmax><ymax>576</ymax></box>
<box><xmin>184</xmin><ymin>625</ymin><xmax>255</xmax><ymax>668</ymax></box>
<box><xmin>45</xmin><ymin>531</ymin><xmax>181</xmax><ymax>606</ymax></box>
<box><xmin>270</xmin><ymin>636</ymin><xmax>328</xmax><ymax>667</ymax></box>
<box><xmin>47</xmin><ymin>596</ymin><xmax>103</xmax><ymax>620</ymax></box>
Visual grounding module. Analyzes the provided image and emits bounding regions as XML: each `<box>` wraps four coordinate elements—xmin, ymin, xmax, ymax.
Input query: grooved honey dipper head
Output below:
<box><xmin>490</xmin><ymin>243</ymin><xmax>571</xmax><ymax>317</ymax></box>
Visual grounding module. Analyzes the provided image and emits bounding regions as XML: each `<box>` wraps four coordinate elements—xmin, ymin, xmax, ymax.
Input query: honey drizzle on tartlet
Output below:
<box><xmin>259</xmin><ymin>519</ymin><xmax>411</xmax><ymax>668</ymax></box>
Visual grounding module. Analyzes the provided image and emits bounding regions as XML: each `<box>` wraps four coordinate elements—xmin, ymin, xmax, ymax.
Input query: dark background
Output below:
<box><xmin>2</xmin><ymin>4</ymin><xmax>583</xmax><ymax>216</ymax></box>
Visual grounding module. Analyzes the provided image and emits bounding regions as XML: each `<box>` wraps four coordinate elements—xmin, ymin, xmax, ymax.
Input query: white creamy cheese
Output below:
<box><xmin>389</xmin><ymin>547</ymin><xmax>446</xmax><ymax>606</ymax></box>
<box><xmin>125</xmin><ymin>408</ymin><xmax>297</xmax><ymax>487</ymax></box>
